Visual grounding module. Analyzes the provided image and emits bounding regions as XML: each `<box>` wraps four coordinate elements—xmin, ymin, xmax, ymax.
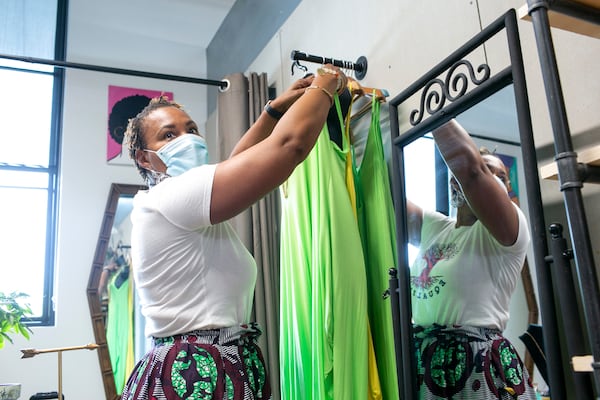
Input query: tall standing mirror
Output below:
<box><xmin>87</xmin><ymin>183</ymin><xmax>146</xmax><ymax>400</ymax></box>
<box><xmin>387</xmin><ymin>9</ymin><xmax>559</xmax><ymax>399</ymax></box>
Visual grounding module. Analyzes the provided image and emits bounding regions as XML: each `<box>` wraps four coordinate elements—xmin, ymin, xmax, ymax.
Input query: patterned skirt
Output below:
<box><xmin>121</xmin><ymin>323</ymin><xmax>272</xmax><ymax>400</ymax></box>
<box><xmin>414</xmin><ymin>324</ymin><xmax>537</xmax><ymax>399</ymax></box>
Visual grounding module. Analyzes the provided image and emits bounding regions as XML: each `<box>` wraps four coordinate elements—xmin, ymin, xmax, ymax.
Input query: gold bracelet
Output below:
<box><xmin>305</xmin><ymin>85</ymin><xmax>333</xmax><ymax>106</ymax></box>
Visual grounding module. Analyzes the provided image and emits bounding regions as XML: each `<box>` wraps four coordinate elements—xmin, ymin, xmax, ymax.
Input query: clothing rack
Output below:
<box><xmin>525</xmin><ymin>0</ymin><xmax>600</xmax><ymax>396</ymax></box>
<box><xmin>0</xmin><ymin>53</ymin><xmax>229</xmax><ymax>89</ymax></box>
<box><xmin>290</xmin><ymin>50</ymin><xmax>368</xmax><ymax>80</ymax></box>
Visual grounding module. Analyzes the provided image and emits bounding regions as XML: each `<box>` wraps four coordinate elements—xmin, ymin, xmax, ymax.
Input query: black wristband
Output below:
<box><xmin>264</xmin><ymin>100</ymin><xmax>284</xmax><ymax>120</ymax></box>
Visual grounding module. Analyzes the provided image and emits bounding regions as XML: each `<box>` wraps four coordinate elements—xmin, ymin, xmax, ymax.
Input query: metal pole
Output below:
<box><xmin>389</xmin><ymin>105</ymin><xmax>417</xmax><ymax>400</ymax></box>
<box><xmin>506</xmin><ymin>9</ymin><xmax>568</xmax><ymax>398</ymax></box>
<box><xmin>0</xmin><ymin>53</ymin><xmax>228</xmax><ymax>89</ymax></box>
<box><xmin>290</xmin><ymin>50</ymin><xmax>368</xmax><ymax>77</ymax></box>
<box><xmin>527</xmin><ymin>0</ymin><xmax>600</xmax><ymax>395</ymax></box>
<box><xmin>547</xmin><ymin>223</ymin><xmax>594</xmax><ymax>398</ymax></box>
<box><xmin>387</xmin><ymin>268</ymin><xmax>405</xmax><ymax>398</ymax></box>
<box><xmin>58</xmin><ymin>351</ymin><xmax>63</xmax><ymax>400</ymax></box>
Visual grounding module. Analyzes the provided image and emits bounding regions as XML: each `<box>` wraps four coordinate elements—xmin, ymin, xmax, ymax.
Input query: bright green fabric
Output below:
<box><xmin>353</xmin><ymin>97</ymin><xmax>400</xmax><ymax>400</ymax></box>
<box><xmin>343</xmin><ymin>95</ymin><xmax>383</xmax><ymax>400</ymax></box>
<box><xmin>279</xmin><ymin>97</ymin><xmax>369</xmax><ymax>400</ymax></box>
<box><xmin>106</xmin><ymin>272</ymin><xmax>134</xmax><ymax>394</ymax></box>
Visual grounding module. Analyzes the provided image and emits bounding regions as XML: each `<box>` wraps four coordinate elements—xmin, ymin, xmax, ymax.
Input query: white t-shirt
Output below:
<box><xmin>410</xmin><ymin>204</ymin><xmax>530</xmax><ymax>331</ymax></box>
<box><xmin>130</xmin><ymin>164</ymin><xmax>257</xmax><ymax>338</ymax></box>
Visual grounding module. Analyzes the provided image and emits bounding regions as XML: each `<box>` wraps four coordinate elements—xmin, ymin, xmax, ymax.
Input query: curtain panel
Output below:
<box><xmin>217</xmin><ymin>72</ymin><xmax>281</xmax><ymax>399</ymax></box>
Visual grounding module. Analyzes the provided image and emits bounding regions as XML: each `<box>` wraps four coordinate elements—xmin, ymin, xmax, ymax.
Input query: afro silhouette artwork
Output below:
<box><xmin>108</xmin><ymin>94</ymin><xmax>151</xmax><ymax>150</ymax></box>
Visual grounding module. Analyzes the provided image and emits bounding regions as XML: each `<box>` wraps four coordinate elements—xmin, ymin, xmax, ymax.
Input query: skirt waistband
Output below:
<box><xmin>152</xmin><ymin>322</ymin><xmax>262</xmax><ymax>346</ymax></box>
<box><xmin>413</xmin><ymin>323</ymin><xmax>502</xmax><ymax>341</ymax></box>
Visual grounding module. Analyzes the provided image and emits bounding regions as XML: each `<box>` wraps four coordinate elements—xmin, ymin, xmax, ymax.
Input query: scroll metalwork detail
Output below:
<box><xmin>410</xmin><ymin>60</ymin><xmax>491</xmax><ymax>126</ymax></box>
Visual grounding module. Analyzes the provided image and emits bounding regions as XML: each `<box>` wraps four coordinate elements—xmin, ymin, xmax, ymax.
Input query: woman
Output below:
<box><xmin>407</xmin><ymin>119</ymin><xmax>537</xmax><ymax>399</ymax></box>
<box><xmin>120</xmin><ymin>65</ymin><xmax>347</xmax><ymax>400</ymax></box>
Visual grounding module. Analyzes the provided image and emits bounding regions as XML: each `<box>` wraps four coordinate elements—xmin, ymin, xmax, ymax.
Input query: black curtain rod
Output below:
<box><xmin>0</xmin><ymin>53</ymin><xmax>229</xmax><ymax>89</ymax></box>
<box><xmin>290</xmin><ymin>50</ymin><xmax>368</xmax><ymax>80</ymax></box>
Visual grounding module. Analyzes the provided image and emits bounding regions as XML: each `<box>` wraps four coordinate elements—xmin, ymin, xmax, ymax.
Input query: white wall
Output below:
<box><xmin>2</xmin><ymin>0</ymin><xmax>599</xmax><ymax>398</ymax></box>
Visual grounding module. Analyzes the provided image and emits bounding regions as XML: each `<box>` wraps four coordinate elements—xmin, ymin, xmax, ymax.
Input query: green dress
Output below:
<box><xmin>106</xmin><ymin>271</ymin><xmax>134</xmax><ymax>394</ymax></box>
<box><xmin>279</xmin><ymin>97</ymin><xmax>369</xmax><ymax>400</ymax></box>
<box><xmin>352</xmin><ymin>96</ymin><xmax>400</xmax><ymax>400</ymax></box>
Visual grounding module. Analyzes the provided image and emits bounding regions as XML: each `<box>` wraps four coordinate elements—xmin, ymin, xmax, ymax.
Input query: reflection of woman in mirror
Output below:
<box><xmin>406</xmin><ymin>119</ymin><xmax>537</xmax><ymax>398</ymax></box>
<box><xmin>100</xmin><ymin>241</ymin><xmax>134</xmax><ymax>394</ymax></box>
<box><xmin>98</xmin><ymin>244</ymin><xmax>130</xmax><ymax>299</ymax></box>
<box><xmin>120</xmin><ymin>66</ymin><xmax>347</xmax><ymax>399</ymax></box>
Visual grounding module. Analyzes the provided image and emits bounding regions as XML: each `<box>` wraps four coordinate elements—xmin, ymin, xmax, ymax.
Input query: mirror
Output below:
<box><xmin>403</xmin><ymin>84</ymin><xmax>535</xmax><ymax>340</ymax></box>
<box><xmin>87</xmin><ymin>183</ymin><xmax>146</xmax><ymax>400</ymax></box>
<box><xmin>387</xmin><ymin>9</ymin><xmax>549</xmax><ymax>399</ymax></box>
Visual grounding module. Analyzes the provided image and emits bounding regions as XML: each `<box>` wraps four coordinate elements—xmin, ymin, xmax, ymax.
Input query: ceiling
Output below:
<box><xmin>78</xmin><ymin>0</ymin><xmax>236</xmax><ymax>48</ymax></box>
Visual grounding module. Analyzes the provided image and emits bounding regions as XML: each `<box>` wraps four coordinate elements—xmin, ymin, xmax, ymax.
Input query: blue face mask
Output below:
<box><xmin>146</xmin><ymin>134</ymin><xmax>208</xmax><ymax>177</ymax></box>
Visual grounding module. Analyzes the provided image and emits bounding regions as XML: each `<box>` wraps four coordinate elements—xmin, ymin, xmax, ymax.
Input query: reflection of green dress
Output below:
<box><xmin>353</xmin><ymin>97</ymin><xmax>400</xmax><ymax>400</ymax></box>
<box><xmin>279</xmin><ymin>97</ymin><xmax>369</xmax><ymax>400</ymax></box>
<box><xmin>106</xmin><ymin>272</ymin><xmax>134</xmax><ymax>394</ymax></box>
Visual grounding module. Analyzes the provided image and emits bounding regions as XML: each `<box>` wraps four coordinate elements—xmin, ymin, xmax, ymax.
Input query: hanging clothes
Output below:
<box><xmin>106</xmin><ymin>268</ymin><xmax>135</xmax><ymax>394</ymax></box>
<box><xmin>279</xmin><ymin>96</ymin><xmax>369</xmax><ymax>400</ymax></box>
<box><xmin>342</xmin><ymin>92</ymin><xmax>383</xmax><ymax>400</ymax></box>
<box><xmin>351</xmin><ymin>95</ymin><xmax>400</xmax><ymax>400</ymax></box>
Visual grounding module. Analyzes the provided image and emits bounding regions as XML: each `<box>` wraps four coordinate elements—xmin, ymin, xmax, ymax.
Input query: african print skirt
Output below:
<box><xmin>414</xmin><ymin>324</ymin><xmax>537</xmax><ymax>399</ymax></box>
<box><xmin>121</xmin><ymin>323</ymin><xmax>272</xmax><ymax>400</ymax></box>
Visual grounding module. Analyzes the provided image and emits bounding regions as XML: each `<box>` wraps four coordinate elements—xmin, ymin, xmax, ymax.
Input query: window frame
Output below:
<box><xmin>0</xmin><ymin>0</ymin><xmax>67</xmax><ymax>326</ymax></box>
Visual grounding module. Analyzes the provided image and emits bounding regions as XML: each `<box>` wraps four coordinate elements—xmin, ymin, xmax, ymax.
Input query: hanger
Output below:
<box><xmin>291</xmin><ymin>59</ymin><xmax>308</xmax><ymax>75</ymax></box>
<box><xmin>347</xmin><ymin>78</ymin><xmax>389</xmax><ymax>102</ymax></box>
<box><xmin>347</xmin><ymin>79</ymin><xmax>389</xmax><ymax>122</ymax></box>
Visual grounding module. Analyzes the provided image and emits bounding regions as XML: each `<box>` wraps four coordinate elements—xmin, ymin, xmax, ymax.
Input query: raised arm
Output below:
<box><xmin>229</xmin><ymin>74</ymin><xmax>315</xmax><ymax>158</ymax></box>
<box><xmin>210</xmin><ymin>66</ymin><xmax>345</xmax><ymax>224</ymax></box>
<box><xmin>406</xmin><ymin>199</ymin><xmax>424</xmax><ymax>246</ymax></box>
<box><xmin>431</xmin><ymin>119</ymin><xmax>519</xmax><ymax>245</ymax></box>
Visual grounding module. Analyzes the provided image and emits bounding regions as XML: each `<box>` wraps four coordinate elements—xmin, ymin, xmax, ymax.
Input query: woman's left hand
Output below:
<box><xmin>268</xmin><ymin>74</ymin><xmax>315</xmax><ymax>114</ymax></box>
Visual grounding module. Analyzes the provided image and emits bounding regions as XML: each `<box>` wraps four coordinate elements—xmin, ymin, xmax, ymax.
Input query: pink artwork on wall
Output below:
<box><xmin>497</xmin><ymin>153</ymin><xmax>520</xmax><ymax>202</ymax></box>
<box><xmin>107</xmin><ymin>85</ymin><xmax>173</xmax><ymax>164</ymax></box>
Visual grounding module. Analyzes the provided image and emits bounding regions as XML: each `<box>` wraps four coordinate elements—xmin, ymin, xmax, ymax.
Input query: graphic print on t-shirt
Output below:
<box><xmin>411</xmin><ymin>242</ymin><xmax>457</xmax><ymax>299</ymax></box>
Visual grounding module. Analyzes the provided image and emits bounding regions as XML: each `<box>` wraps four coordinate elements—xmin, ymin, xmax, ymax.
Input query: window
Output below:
<box><xmin>404</xmin><ymin>135</ymin><xmax>439</xmax><ymax>264</ymax></box>
<box><xmin>0</xmin><ymin>0</ymin><xmax>65</xmax><ymax>325</ymax></box>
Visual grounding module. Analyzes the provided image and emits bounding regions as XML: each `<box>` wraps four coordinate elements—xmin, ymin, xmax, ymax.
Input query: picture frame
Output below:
<box><xmin>107</xmin><ymin>86</ymin><xmax>173</xmax><ymax>165</ymax></box>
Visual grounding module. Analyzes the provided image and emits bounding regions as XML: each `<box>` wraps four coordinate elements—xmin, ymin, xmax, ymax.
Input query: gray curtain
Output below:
<box><xmin>217</xmin><ymin>72</ymin><xmax>281</xmax><ymax>400</ymax></box>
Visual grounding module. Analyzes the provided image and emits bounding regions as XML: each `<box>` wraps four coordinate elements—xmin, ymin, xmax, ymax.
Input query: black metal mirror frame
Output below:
<box><xmin>387</xmin><ymin>9</ymin><xmax>564</xmax><ymax>399</ymax></box>
<box><xmin>87</xmin><ymin>183</ymin><xmax>146</xmax><ymax>400</ymax></box>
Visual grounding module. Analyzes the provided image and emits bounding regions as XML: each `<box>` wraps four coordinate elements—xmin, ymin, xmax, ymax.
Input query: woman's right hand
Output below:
<box><xmin>313</xmin><ymin>64</ymin><xmax>348</xmax><ymax>98</ymax></box>
<box><xmin>269</xmin><ymin>64</ymin><xmax>348</xmax><ymax>114</ymax></box>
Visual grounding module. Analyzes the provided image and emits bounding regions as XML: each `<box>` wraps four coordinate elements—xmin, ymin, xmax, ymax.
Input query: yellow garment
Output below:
<box><xmin>367</xmin><ymin>323</ymin><xmax>383</xmax><ymax>400</ymax></box>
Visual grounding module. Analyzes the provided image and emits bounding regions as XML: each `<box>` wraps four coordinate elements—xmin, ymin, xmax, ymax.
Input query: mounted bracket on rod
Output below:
<box><xmin>290</xmin><ymin>50</ymin><xmax>368</xmax><ymax>80</ymax></box>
